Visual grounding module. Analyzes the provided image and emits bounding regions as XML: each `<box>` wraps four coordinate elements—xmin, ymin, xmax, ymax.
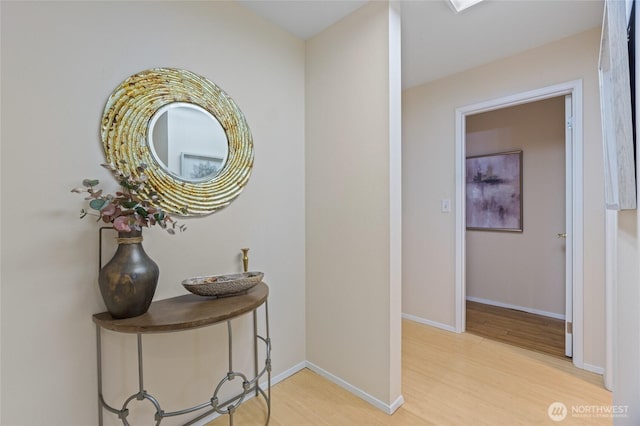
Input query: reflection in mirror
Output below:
<box><xmin>148</xmin><ymin>102</ymin><xmax>229</xmax><ymax>182</ymax></box>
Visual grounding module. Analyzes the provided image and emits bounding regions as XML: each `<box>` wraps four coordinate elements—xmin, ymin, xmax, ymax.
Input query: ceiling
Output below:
<box><xmin>238</xmin><ymin>0</ymin><xmax>604</xmax><ymax>89</ymax></box>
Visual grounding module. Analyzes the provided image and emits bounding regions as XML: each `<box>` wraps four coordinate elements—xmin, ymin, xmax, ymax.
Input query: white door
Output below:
<box><xmin>564</xmin><ymin>94</ymin><xmax>573</xmax><ymax>358</ymax></box>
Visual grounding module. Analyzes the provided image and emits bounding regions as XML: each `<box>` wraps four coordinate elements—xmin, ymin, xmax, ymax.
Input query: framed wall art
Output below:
<box><xmin>466</xmin><ymin>150</ymin><xmax>523</xmax><ymax>232</ymax></box>
<box><xmin>180</xmin><ymin>153</ymin><xmax>225</xmax><ymax>180</ymax></box>
<box><xmin>598</xmin><ymin>0</ymin><xmax>636</xmax><ymax>210</ymax></box>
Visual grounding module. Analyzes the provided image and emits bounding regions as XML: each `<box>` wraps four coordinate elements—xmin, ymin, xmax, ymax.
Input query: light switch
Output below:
<box><xmin>441</xmin><ymin>199</ymin><xmax>451</xmax><ymax>213</ymax></box>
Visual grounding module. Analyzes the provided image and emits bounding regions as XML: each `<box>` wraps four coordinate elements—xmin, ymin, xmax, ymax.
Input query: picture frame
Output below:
<box><xmin>180</xmin><ymin>153</ymin><xmax>224</xmax><ymax>180</ymax></box>
<box><xmin>466</xmin><ymin>150</ymin><xmax>523</xmax><ymax>232</ymax></box>
<box><xmin>598</xmin><ymin>0</ymin><xmax>636</xmax><ymax>210</ymax></box>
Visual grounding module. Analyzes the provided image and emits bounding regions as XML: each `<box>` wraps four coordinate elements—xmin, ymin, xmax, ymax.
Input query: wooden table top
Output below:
<box><xmin>93</xmin><ymin>282</ymin><xmax>269</xmax><ymax>334</ymax></box>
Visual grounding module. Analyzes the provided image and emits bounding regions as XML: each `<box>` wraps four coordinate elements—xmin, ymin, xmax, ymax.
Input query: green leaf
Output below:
<box><xmin>119</xmin><ymin>179</ymin><xmax>133</xmax><ymax>190</ymax></box>
<box><xmin>122</xmin><ymin>201</ymin><xmax>137</xmax><ymax>209</ymax></box>
<box><xmin>135</xmin><ymin>207</ymin><xmax>148</xmax><ymax>217</ymax></box>
<box><xmin>82</xmin><ymin>179</ymin><xmax>99</xmax><ymax>187</ymax></box>
<box><xmin>89</xmin><ymin>199</ymin><xmax>106</xmax><ymax>211</ymax></box>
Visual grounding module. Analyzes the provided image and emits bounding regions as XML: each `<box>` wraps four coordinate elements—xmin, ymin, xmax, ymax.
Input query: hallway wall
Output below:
<box><xmin>306</xmin><ymin>1</ymin><xmax>403</xmax><ymax>409</ymax></box>
<box><xmin>1</xmin><ymin>2</ymin><xmax>306</xmax><ymax>424</ymax></box>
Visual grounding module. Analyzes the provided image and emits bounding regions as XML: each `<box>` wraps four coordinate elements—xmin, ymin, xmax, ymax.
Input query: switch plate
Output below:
<box><xmin>441</xmin><ymin>199</ymin><xmax>451</xmax><ymax>213</ymax></box>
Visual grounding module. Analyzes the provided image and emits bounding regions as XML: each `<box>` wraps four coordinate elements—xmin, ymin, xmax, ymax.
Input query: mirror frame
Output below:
<box><xmin>101</xmin><ymin>68</ymin><xmax>253</xmax><ymax>216</ymax></box>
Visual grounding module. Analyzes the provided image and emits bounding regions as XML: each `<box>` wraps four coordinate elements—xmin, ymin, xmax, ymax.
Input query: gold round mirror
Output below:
<box><xmin>101</xmin><ymin>68</ymin><xmax>253</xmax><ymax>216</ymax></box>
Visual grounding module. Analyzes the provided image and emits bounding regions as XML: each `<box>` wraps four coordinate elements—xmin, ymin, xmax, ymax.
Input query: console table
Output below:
<box><xmin>93</xmin><ymin>282</ymin><xmax>271</xmax><ymax>425</ymax></box>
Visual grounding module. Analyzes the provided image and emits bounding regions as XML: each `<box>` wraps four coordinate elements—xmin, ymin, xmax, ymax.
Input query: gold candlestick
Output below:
<box><xmin>241</xmin><ymin>248</ymin><xmax>249</xmax><ymax>272</ymax></box>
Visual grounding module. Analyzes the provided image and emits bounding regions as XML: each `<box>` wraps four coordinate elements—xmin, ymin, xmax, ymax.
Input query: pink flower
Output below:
<box><xmin>113</xmin><ymin>216</ymin><xmax>131</xmax><ymax>232</ymax></box>
<box><xmin>101</xmin><ymin>203</ymin><xmax>116</xmax><ymax>216</ymax></box>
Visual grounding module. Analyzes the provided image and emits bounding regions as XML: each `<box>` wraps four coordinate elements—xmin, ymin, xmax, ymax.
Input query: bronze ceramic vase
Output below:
<box><xmin>98</xmin><ymin>229</ymin><xmax>159</xmax><ymax>319</ymax></box>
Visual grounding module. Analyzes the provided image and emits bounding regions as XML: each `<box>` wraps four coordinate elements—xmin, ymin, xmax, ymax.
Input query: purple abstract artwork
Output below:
<box><xmin>466</xmin><ymin>151</ymin><xmax>522</xmax><ymax>231</ymax></box>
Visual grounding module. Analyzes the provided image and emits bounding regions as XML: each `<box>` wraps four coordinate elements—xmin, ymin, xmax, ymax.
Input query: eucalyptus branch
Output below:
<box><xmin>72</xmin><ymin>162</ymin><xmax>185</xmax><ymax>234</ymax></box>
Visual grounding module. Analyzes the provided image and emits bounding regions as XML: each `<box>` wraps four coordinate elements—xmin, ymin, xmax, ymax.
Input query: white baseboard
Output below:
<box><xmin>191</xmin><ymin>361</ymin><xmax>307</xmax><ymax>426</ymax></box>
<box><xmin>466</xmin><ymin>296</ymin><xmax>565</xmax><ymax>320</ymax></box>
<box><xmin>402</xmin><ymin>313</ymin><xmax>457</xmax><ymax>333</ymax></box>
<box><xmin>582</xmin><ymin>363</ymin><xmax>605</xmax><ymax>375</ymax></box>
<box><xmin>305</xmin><ymin>361</ymin><xmax>405</xmax><ymax>414</ymax></box>
<box><xmin>388</xmin><ymin>394</ymin><xmax>405</xmax><ymax>414</ymax></box>
<box><xmin>272</xmin><ymin>361</ymin><xmax>308</xmax><ymax>384</ymax></box>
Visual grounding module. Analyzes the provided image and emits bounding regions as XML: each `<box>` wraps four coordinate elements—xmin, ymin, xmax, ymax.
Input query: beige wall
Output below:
<box><xmin>306</xmin><ymin>1</ymin><xmax>403</xmax><ymax>409</ymax></box>
<box><xmin>403</xmin><ymin>28</ymin><xmax>606</xmax><ymax>369</ymax></box>
<box><xmin>1</xmin><ymin>2</ymin><xmax>305</xmax><ymax>425</ymax></box>
<box><xmin>466</xmin><ymin>97</ymin><xmax>566</xmax><ymax>316</ymax></box>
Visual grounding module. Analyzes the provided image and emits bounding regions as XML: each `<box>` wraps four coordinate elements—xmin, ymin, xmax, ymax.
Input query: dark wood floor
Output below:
<box><xmin>466</xmin><ymin>301</ymin><xmax>568</xmax><ymax>359</ymax></box>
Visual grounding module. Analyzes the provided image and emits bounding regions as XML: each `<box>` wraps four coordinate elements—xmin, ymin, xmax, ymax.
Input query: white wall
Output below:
<box><xmin>305</xmin><ymin>1</ymin><xmax>403</xmax><ymax>410</ymax></box>
<box><xmin>614</xmin><ymin>211</ymin><xmax>640</xmax><ymax>423</ymax></box>
<box><xmin>466</xmin><ymin>97</ymin><xmax>566</xmax><ymax>317</ymax></box>
<box><xmin>403</xmin><ymin>28</ymin><xmax>606</xmax><ymax>369</ymax></box>
<box><xmin>0</xmin><ymin>2</ymin><xmax>305</xmax><ymax>425</ymax></box>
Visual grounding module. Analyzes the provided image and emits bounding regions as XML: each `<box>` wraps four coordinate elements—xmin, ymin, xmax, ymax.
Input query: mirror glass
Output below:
<box><xmin>148</xmin><ymin>102</ymin><xmax>229</xmax><ymax>182</ymax></box>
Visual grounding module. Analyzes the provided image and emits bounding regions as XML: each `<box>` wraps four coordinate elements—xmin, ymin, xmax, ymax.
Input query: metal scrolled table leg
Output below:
<box><xmin>265</xmin><ymin>301</ymin><xmax>271</xmax><ymax>424</ymax></box>
<box><xmin>228</xmin><ymin>320</ymin><xmax>234</xmax><ymax>426</ymax></box>
<box><xmin>96</xmin><ymin>324</ymin><xmax>104</xmax><ymax>426</ymax></box>
<box><xmin>253</xmin><ymin>310</ymin><xmax>259</xmax><ymax>398</ymax></box>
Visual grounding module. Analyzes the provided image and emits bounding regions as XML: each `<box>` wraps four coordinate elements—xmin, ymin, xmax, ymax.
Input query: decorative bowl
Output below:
<box><xmin>182</xmin><ymin>271</ymin><xmax>264</xmax><ymax>297</ymax></box>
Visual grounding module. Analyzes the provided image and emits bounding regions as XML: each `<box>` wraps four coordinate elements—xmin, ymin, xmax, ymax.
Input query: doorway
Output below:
<box><xmin>464</xmin><ymin>96</ymin><xmax>568</xmax><ymax>359</ymax></box>
<box><xmin>454</xmin><ymin>80</ymin><xmax>585</xmax><ymax>369</ymax></box>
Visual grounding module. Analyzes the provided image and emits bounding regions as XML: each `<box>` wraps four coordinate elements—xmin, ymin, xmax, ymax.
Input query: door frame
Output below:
<box><xmin>454</xmin><ymin>80</ymin><xmax>585</xmax><ymax>369</ymax></box>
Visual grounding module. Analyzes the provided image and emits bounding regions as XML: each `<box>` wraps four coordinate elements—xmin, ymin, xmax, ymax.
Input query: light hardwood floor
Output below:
<box><xmin>207</xmin><ymin>319</ymin><xmax>611</xmax><ymax>425</ymax></box>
